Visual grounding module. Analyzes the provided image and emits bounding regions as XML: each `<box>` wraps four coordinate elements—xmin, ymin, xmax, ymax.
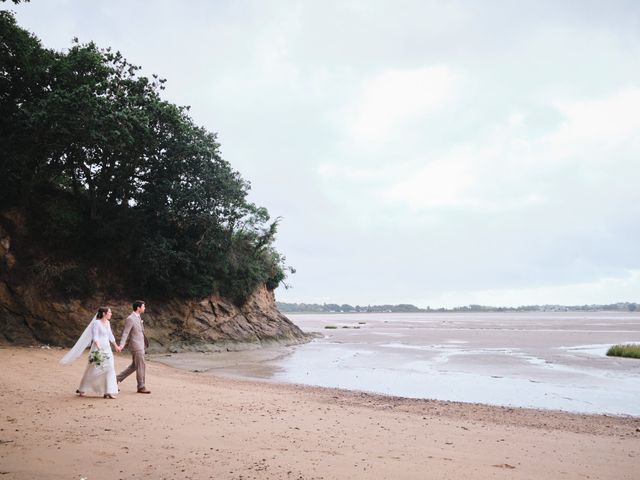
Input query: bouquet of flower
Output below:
<box><xmin>88</xmin><ymin>350</ymin><xmax>110</xmax><ymax>368</ymax></box>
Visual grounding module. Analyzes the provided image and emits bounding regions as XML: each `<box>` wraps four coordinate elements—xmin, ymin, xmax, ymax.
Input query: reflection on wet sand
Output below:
<box><xmin>152</xmin><ymin>312</ymin><xmax>640</xmax><ymax>415</ymax></box>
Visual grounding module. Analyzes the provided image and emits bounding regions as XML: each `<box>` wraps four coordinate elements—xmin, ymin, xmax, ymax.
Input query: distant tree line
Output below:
<box><xmin>277</xmin><ymin>303</ymin><xmax>425</xmax><ymax>313</ymax></box>
<box><xmin>0</xmin><ymin>9</ymin><xmax>291</xmax><ymax>304</ymax></box>
<box><xmin>445</xmin><ymin>303</ymin><xmax>638</xmax><ymax>312</ymax></box>
<box><xmin>277</xmin><ymin>302</ymin><xmax>639</xmax><ymax>313</ymax></box>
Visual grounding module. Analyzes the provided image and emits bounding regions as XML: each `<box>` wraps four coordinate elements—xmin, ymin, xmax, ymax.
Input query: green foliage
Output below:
<box><xmin>0</xmin><ymin>11</ymin><xmax>292</xmax><ymax>303</ymax></box>
<box><xmin>606</xmin><ymin>344</ymin><xmax>640</xmax><ymax>359</ymax></box>
<box><xmin>0</xmin><ymin>10</ymin><xmax>56</xmax><ymax>203</ymax></box>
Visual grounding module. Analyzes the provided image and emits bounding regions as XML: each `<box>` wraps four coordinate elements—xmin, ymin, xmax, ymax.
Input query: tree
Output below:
<box><xmin>0</xmin><ymin>9</ymin><xmax>54</xmax><ymax>204</ymax></box>
<box><xmin>0</xmin><ymin>11</ymin><xmax>292</xmax><ymax>303</ymax></box>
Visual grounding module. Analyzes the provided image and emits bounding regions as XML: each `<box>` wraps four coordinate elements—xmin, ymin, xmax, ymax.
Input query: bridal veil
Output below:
<box><xmin>59</xmin><ymin>315</ymin><xmax>97</xmax><ymax>365</ymax></box>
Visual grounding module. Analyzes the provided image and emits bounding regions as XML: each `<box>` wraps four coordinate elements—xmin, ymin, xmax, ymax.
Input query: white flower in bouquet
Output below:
<box><xmin>88</xmin><ymin>350</ymin><xmax>110</xmax><ymax>368</ymax></box>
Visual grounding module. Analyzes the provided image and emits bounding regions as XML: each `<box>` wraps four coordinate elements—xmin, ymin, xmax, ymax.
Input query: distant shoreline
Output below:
<box><xmin>278</xmin><ymin>302</ymin><xmax>639</xmax><ymax>314</ymax></box>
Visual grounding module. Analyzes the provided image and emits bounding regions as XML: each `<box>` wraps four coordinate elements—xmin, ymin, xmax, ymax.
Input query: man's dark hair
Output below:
<box><xmin>132</xmin><ymin>300</ymin><xmax>145</xmax><ymax>311</ymax></box>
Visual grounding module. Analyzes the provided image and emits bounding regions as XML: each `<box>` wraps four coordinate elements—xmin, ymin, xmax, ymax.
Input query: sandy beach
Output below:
<box><xmin>0</xmin><ymin>347</ymin><xmax>638</xmax><ymax>479</ymax></box>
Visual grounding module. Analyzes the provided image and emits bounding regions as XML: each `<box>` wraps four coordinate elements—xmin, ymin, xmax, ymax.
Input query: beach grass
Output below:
<box><xmin>606</xmin><ymin>344</ymin><xmax>640</xmax><ymax>359</ymax></box>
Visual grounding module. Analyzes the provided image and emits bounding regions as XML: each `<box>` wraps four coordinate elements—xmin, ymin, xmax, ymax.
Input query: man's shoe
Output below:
<box><xmin>137</xmin><ymin>388</ymin><xmax>151</xmax><ymax>394</ymax></box>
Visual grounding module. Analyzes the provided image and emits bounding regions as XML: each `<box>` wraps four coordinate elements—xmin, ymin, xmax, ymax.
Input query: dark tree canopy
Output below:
<box><xmin>0</xmin><ymin>10</ymin><xmax>291</xmax><ymax>303</ymax></box>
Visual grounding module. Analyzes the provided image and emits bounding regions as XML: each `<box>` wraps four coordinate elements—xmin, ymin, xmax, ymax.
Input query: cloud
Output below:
<box><xmin>381</xmin><ymin>86</ymin><xmax>640</xmax><ymax>213</ymax></box>
<box><xmin>383</xmin><ymin>147</ymin><xmax>477</xmax><ymax>208</ymax></box>
<box><xmin>418</xmin><ymin>269</ymin><xmax>640</xmax><ymax>308</ymax></box>
<box><xmin>317</xmin><ymin>162</ymin><xmax>395</xmax><ymax>183</ymax></box>
<box><xmin>380</xmin><ymin>129</ymin><xmax>544</xmax><ymax>212</ymax></box>
<box><xmin>346</xmin><ymin>65</ymin><xmax>457</xmax><ymax>145</ymax></box>
<box><xmin>546</xmin><ymin>86</ymin><xmax>640</xmax><ymax>160</ymax></box>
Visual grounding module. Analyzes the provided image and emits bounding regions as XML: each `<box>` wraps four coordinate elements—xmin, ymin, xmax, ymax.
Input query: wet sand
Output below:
<box><xmin>1</xmin><ymin>346</ymin><xmax>639</xmax><ymax>479</ymax></box>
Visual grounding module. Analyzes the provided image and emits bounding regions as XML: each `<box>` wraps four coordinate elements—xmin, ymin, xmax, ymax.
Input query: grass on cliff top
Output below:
<box><xmin>606</xmin><ymin>344</ymin><xmax>640</xmax><ymax>359</ymax></box>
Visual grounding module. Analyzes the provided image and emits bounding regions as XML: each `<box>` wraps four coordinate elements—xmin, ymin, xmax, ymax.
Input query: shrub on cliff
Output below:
<box><xmin>0</xmin><ymin>9</ymin><xmax>291</xmax><ymax>304</ymax></box>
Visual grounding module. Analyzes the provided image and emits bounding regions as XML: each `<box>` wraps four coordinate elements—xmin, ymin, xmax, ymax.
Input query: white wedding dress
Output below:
<box><xmin>75</xmin><ymin>320</ymin><xmax>118</xmax><ymax>396</ymax></box>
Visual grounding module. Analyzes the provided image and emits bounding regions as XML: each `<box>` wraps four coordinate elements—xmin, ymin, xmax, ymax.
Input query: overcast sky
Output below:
<box><xmin>12</xmin><ymin>1</ymin><xmax>640</xmax><ymax>307</ymax></box>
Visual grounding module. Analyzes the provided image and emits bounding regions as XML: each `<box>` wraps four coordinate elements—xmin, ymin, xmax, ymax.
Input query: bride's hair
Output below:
<box><xmin>96</xmin><ymin>306</ymin><xmax>110</xmax><ymax>319</ymax></box>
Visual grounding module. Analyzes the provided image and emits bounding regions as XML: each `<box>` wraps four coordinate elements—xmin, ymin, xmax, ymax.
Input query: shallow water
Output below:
<box><xmin>154</xmin><ymin>312</ymin><xmax>640</xmax><ymax>415</ymax></box>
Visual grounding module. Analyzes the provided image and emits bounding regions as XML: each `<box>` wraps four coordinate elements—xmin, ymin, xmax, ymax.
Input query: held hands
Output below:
<box><xmin>115</xmin><ymin>345</ymin><xmax>123</xmax><ymax>353</ymax></box>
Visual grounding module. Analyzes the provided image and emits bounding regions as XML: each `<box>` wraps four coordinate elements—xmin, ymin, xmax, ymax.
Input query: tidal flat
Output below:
<box><xmin>154</xmin><ymin>312</ymin><xmax>640</xmax><ymax>416</ymax></box>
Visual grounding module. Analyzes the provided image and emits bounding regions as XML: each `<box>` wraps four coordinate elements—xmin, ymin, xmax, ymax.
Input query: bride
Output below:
<box><xmin>60</xmin><ymin>307</ymin><xmax>122</xmax><ymax>399</ymax></box>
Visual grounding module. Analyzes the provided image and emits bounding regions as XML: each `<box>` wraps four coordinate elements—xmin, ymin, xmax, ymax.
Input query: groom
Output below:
<box><xmin>117</xmin><ymin>300</ymin><xmax>151</xmax><ymax>394</ymax></box>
